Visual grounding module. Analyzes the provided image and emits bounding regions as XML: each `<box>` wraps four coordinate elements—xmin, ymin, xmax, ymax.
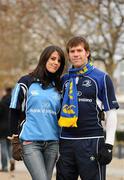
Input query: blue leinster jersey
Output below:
<box><xmin>10</xmin><ymin>75</ymin><xmax>61</xmax><ymax>141</ymax></box>
<box><xmin>60</xmin><ymin>67</ymin><xmax>119</xmax><ymax>139</ymax></box>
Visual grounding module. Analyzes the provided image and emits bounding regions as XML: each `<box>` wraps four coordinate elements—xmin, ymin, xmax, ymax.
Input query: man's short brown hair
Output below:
<box><xmin>66</xmin><ymin>36</ymin><xmax>90</xmax><ymax>55</ymax></box>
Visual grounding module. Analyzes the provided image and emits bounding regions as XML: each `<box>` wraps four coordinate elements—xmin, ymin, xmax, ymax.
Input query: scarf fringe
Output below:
<box><xmin>58</xmin><ymin>116</ymin><xmax>78</xmax><ymax>127</ymax></box>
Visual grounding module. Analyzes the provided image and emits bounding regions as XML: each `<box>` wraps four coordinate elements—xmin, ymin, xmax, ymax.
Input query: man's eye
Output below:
<box><xmin>70</xmin><ymin>50</ymin><xmax>74</xmax><ymax>53</ymax></box>
<box><xmin>77</xmin><ymin>49</ymin><xmax>82</xmax><ymax>52</ymax></box>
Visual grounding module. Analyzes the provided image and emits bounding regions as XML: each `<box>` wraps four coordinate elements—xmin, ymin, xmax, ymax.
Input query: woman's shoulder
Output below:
<box><xmin>17</xmin><ymin>74</ymin><xmax>33</xmax><ymax>88</ymax></box>
<box><xmin>18</xmin><ymin>74</ymin><xmax>32</xmax><ymax>82</ymax></box>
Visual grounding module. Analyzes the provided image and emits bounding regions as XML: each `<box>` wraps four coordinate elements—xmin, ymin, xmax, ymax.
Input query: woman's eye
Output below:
<box><xmin>51</xmin><ymin>58</ymin><xmax>55</xmax><ymax>61</ymax></box>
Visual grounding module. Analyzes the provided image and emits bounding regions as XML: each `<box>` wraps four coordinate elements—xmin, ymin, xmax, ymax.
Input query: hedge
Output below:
<box><xmin>116</xmin><ymin>131</ymin><xmax>124</xmax><ymax>141</ymax></box>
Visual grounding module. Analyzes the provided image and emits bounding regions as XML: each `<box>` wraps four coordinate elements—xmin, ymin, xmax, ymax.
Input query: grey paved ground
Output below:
<box><xmin>0</xmin><ymin>158</ymin><xmax>124</xmax><ymax>180</ymax></box>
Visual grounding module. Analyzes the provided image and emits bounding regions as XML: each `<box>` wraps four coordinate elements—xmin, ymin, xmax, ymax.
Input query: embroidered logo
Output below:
<box><xmin>64</xmin><ymin>80</ymin><xmax>69</xmax><ymax>88</ymax></box>
<box><xmin>31</xmin><ymin>90</ymin><xmax>39</xmax><ymax>96</ymax></box>
<box><xmin>77</xmin><ymin>91</ymin><xmax>82</xmax><ymax>96</ymax></box>
<box><xmin>112</xmin><ymin>100</ymin><xmax>117</xmax><ymax>105</ymax></box>
<box><xmin>90</xmin><ymin>156</ymin><xmax>95</xmax><ymax>161</ymax></box>
<box><xmin>63</xmin><ymin>104</ymin><xmax>75</xmax><ymax>114</ymax></box>
<box><xmin>82</xmin><ymin>80</ymin><xmax>92</xmax><ymax>87</ymax></box>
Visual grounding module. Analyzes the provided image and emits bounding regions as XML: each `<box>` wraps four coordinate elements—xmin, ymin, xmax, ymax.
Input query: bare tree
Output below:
<box><xmin>0</xmin><ymin>0</ymin><xmax>124</xmax><ymax>89</ymax></box>
<box><xmin>33</xmin><ymin>0</ymin><xmax>124</xmax><ymax>77</ymax></box>
<box><xmin>0</xmin><ymin>0</ymin><xmax>42</xmax><ymax>88</ymax></box>
<box><xmin>89</xmin><ymin>0</ymin><xmax>124</xmax><ymax>78</ymax></box>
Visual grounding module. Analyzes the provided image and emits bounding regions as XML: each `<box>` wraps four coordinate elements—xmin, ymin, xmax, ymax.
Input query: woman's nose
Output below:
<box><xmin>54</xmin><ymin>59</ymin><xmax>59</xmax><ymax>64</ymax></box>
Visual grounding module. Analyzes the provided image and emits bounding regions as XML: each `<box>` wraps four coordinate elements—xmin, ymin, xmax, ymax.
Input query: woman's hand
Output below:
<box><xmin>7</xmin><ymin>134</ymin><xmax>18</xmax><ymax>140</ymax></box>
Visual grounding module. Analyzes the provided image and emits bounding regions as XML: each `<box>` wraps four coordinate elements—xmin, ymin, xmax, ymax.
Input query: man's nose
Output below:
<box><xmin>73</xmin><ymin>51</ymin><xmax>79</xmax><ymax>56</ymax></box>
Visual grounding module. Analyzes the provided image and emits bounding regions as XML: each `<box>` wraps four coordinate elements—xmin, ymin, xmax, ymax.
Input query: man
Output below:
<box><xmin>0</xmin><ymin>87</ymin><xmax>15</xmax><ymax>172</ymax></box>
<box><xmin>56</xmin><ymin>36</ymin><xmax>119</xmax><ymax>180</ymax></box>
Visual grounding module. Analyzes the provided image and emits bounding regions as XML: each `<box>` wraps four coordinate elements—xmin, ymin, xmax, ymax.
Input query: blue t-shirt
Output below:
<box><xmin>10</xmin><ymin>75</ymin><xmax>61</xmax><ymax>141</ymax></box>
<box><xmin>60</xmin><ymin>67</ymin><xmax>119</xmax><ymax>139</ymax></box>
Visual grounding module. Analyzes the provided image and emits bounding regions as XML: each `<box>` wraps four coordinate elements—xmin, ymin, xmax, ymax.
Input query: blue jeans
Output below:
<box><xmin>21</xmin><ymin>140</ymin><xmax>59</xmax><ymax>180</ymax></box>
<box><xmin>6</xmin><ymin>139</ymin><xmax>13</xmax><ymax>160</ymax></box>
<box><xmin>0</xmin><ymin>139</ymin><xmax>8</xmax><ymax>171</ymax></box>
<box><xmin>0</xmin><ymin>139</ymin><xmax>14</xmax><ymax>171</ymax></box>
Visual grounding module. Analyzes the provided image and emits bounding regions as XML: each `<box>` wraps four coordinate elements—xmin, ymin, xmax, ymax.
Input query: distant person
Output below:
<box><xmin>9</xmin><ymin>45</ymin><xmax>65</xmax><ymax>180</ymax></box>
<box><xmin>0</xmin><ymin>87</ymin><xmax>15</xmax><ymax>172</ymax></box>
<box><xmin>56</xmin><ymin>36</ymin><xmax>119</xmax><ymax>180</ymax></box>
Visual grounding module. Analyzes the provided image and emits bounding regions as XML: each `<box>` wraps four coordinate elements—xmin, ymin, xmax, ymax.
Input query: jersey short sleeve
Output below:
<box><xmin>10</xmin><ymin>75</ymin><xmax>30</xmax><ymax>111</ymax></box>
<box><xmin>100</xmin><ymin>74</ymin><xmax>119</xmax><ymax>111</ymax></box>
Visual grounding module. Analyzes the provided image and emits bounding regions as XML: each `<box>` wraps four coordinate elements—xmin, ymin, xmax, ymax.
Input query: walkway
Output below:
<box><xmin>0</xmin><ymin>158</ymin><xmax>124</xmax><ymax>180</ymax></box>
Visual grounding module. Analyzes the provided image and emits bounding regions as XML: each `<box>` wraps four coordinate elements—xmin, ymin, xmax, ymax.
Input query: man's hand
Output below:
<box><xmin>97</xmin><ymin>143</ymin><xmax>113</xmax><ymax>165</ymax></box>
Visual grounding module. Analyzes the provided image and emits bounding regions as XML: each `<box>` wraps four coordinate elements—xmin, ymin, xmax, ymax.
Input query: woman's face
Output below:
<box><xmin>46</xmin><ymin>51</ymin><xmax>61</xmax><ymax>73</ymax></box>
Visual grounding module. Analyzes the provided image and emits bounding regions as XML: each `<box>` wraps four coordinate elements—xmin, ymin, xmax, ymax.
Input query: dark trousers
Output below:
<box><xmin>56</xmin><ymin>138</ymin><xmax>106</xmax><ymax>180</ymax></box>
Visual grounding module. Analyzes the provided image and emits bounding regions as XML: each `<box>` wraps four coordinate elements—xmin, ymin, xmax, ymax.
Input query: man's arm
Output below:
<box><xmin>96</xmin><ymin>109</ymin><xmax>118</xmax><ymax>165</ymax></box>
<box><xmin>105</xmin><ymin>109</ymin><xmax>117</xmax><ymax>145</ymax></box>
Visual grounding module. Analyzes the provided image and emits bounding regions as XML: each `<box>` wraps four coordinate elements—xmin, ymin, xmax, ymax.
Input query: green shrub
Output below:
<box><xmin>116</xmin><ymin>131</ymin><xmax>124</xmax><ymax>141</ymax></box>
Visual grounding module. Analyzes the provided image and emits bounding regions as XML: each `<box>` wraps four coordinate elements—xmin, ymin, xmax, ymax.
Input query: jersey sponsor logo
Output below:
<box><xmin>30</xmin><ymin>108</ymin><xmax>57</xmax><ymax>115</ymax></box>
<box><xmin>78</xmin><ymin>98</ymin><xmax>92</xmax><ymax>102</ymax></box>
<box><xmin>82</xmin><ymin>80</ymin><xmax>92</xmax><ymax>87</ymax></box>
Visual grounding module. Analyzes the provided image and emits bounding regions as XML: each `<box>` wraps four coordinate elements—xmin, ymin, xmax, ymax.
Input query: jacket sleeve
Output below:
<box><xmin>100</xmin><ymin>74</ymin><xmax>119</xmax><ymax>111</ymax></box>
<box><xmin>0</xmin><ymin>101</ymin><xmax>4</xmax><ymax>117</ymax></box>
<box><xmin>9</xmin><ymin>78</ymin><xmax>27</xmax><ymax>135</ymax></box>
<box><xmin>9</xmin><ymin>109</ymin><xmax>21</xmax><ymax>135</ymax></box>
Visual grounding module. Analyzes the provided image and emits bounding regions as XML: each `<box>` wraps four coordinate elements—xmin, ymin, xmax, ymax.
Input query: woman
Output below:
<box><xmin>9</xmin><ymin>45</ymin><xmax>65</xmax><ymax>180</ymax></box>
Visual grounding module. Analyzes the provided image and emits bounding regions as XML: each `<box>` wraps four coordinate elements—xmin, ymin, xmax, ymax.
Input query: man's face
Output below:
<box><xmin>68</xmin><ymin>44</ymin><xmax>89</xmax><ymax>68</ymax></box>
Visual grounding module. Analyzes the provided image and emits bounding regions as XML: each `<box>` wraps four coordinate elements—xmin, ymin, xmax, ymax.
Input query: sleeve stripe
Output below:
<box><xmin>19</xmin><ymin>83</ymin><xmax>28</xmax><ymax>91</ymax></box>
<box><xmin>19</xmin><ymin>83</ymin><xmax>28</xmax><ymax>97</ymax></box>
<box><xmin>104</xmin><ymin>74</ymin><xmax>110</xmax><ymax>110</ymax></box>
<box><xmin>19</xmin><ymin>83</ymin><xmax>28</xmax><ymax>111</ymax></box>
<box><xmin>10</xmin><ymin>83</ymin><xmax>20</xmax><ymax>108</ymax></box>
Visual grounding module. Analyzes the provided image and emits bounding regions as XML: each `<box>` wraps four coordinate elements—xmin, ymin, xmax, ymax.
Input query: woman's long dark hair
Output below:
<box><xmin>30</xmin><ymin>45</ymin><xmax>65</xmax><ymax>91</ymax></box>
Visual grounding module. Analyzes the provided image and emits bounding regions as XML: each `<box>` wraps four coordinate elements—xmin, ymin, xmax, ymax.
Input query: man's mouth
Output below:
<box><xmin>73</xmin><ymin>59</ymin><xmax>81</xmax><ymax>62</ymax></box>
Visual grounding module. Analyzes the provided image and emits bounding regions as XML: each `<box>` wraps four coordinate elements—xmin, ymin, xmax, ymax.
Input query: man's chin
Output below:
<box><xmin>73</xmin><ymin>64</ymin><xmax>83</xmax><ymax>68</ymax></box>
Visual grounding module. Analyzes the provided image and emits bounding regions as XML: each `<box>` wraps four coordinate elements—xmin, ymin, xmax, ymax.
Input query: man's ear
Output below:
<box><xmin>86</xmin><ymin>51</ymin><xmax>90</xmax><ymax>58</ymax></box>
<box><xmin>67</xmin><ymin>54</ymin><xmax>71</xmax><ymax>62</ymax></box>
